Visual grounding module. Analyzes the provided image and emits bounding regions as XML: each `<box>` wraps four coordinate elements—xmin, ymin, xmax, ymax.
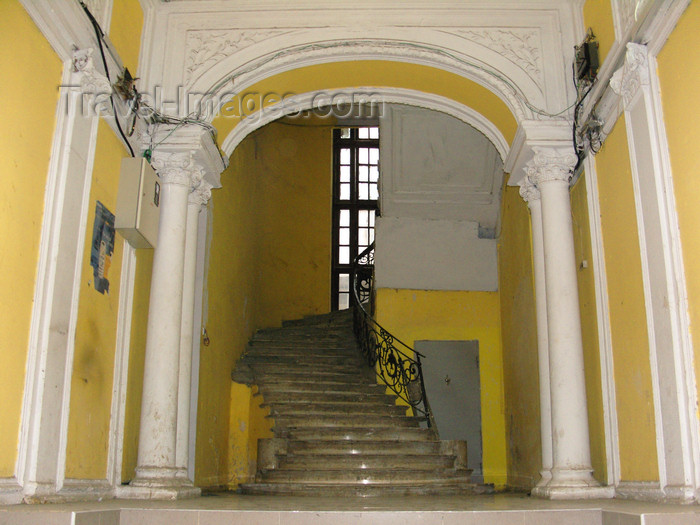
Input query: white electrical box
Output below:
<box><xmin>115</xmin><ymin>158</ymin><xmax>160</xmax><ymax>249</ymax></box>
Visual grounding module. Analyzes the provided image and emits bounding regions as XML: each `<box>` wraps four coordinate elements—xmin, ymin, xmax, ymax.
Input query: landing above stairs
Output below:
<box><xmin>233</xmin><ymin>309</ymin><xmax>476</xmax><ymax>497</ymax></box>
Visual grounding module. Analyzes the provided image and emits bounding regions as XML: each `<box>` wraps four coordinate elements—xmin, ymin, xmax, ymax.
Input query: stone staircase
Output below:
<box><xmin>234</xmin><ymin>309</ymin><xmax>477</xmax><ymax>496</ymax></box>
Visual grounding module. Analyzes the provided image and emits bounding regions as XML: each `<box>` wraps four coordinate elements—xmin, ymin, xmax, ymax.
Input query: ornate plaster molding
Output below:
<box><xmin>190</xmin><ymin>37</ymin><xmax>534</xmax><ymax>122</ymax></box>
<box><xmin>609</xmin><ymin>43</ymin><xmax>649</xmax><ymax>107</ymax></box>
<box><xmin>526</xmin><ymin>148</ymin><xmax>578</xmax><ymax>185</ymax></box>
<box><xmin>147</xmin><ymin>124</ymin><xmax>227</xmax><ymax>189</ymax></box>
<box><xmin>519</xmin><ymin>176</ymin><xmax>541</xmax><ymax>204</ymax></box>
<box><xmin>504</xmin><ymin>119</ymin><xmax>574</xmax><ymax>187</ymax></box>
<box><xmin>185</xmin><ymin>29</ymin><xmax>290</xmax><ymax>85</ymax></box>
<box><xmin>151</xmin><ymin>151</ymin><xmax>202</xmax><ymax>187</ymax></box>
<box><xmin>442</xmin><ymin>28</ymin><xmax>543</xmax><ymax>89</ymax></box>
<box><xmin>73</xmin><ymin>48</ymin><xmax>112</xmax><ymax>94</ymax></box>
<box><xmin>189</xmin><ymin>181</ymin><xmax>213</xmax><ymax>207</ymax></box>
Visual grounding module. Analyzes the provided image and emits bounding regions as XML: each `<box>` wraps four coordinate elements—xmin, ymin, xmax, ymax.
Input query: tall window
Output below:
<box><xmin>332</xmin><ymin>126</ymin><xmax>379</xmax><ymax>310</ymax></box>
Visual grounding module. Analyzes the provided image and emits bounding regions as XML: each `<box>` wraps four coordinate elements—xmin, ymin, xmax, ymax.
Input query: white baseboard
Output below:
<box><xmin>0</xmin><ymin>477</ymin><xmax>23</xmax><ymax>505</ymax></box>
<box><xmin>615</xmin><ymin>481</ymin><xmax>666</xmax><ymax>502</ymax></box>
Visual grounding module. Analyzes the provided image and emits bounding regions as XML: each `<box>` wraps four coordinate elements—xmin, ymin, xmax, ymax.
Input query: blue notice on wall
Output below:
<box><xmin>90</xmin><ymin>201</ymin><xmax>115</xmax><ymax>294</ymax></box>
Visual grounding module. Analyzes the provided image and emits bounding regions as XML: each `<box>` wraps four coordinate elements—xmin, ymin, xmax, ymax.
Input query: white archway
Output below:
<box><xmin>220</xmin><ymin>87</ymin><xmax>510</xmax><ymax>161</ymax></box>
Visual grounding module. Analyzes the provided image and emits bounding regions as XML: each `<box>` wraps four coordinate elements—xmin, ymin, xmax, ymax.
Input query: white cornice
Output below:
<box><xmin>138</xmin><ymin>2</ymin><xmax>580</xmax><ymax>126</ymax></box>
<box><xmin>20</xmin><ymin>0</ymin><xmax>120</xmax><ymax>69</ymax></box>
<box><xmin>580</xmin><ymin>0</ymin><xmax>690</xmax><ymax>143</ymax></box>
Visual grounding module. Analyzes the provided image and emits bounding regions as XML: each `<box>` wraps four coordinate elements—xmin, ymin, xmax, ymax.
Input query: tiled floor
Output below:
<box><xmin>1</xmin><ymin>493</ymin><xmax>699</xmax><ymax>525</ymax></box>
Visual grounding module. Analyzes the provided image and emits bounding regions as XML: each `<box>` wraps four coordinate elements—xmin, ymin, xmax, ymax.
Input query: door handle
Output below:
<box><xmin>444</xmin><ymin>374</ymin><xmax>451</xmax><ymax>385</ymax></box>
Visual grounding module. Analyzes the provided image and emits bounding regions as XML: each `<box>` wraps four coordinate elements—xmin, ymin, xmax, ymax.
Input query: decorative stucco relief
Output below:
<box><xmin>442</xmin><ymin>28</ymin><xmax>543</xmax><ymax>89</ymax></box>
<box><xmin>185</xmin><ymin>29</ymin><xmax>289</xmax><ymax>85</ymax></box>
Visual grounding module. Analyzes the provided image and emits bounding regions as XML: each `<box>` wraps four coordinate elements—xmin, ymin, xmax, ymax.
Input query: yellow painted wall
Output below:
<box><xmin>121</xmin><ymin>249</ymin><xmax>152</xmax><ymax>482</ymax></box>
<box><xmin>63</xmin><ymin>0</ymin><xmax>145</xmax><ymax>481</ymax></box>
<box><xmin>253</xmin><ymin>119</ymin><xmax>332</xmax><ymax>327</ymax></box>
<box><xmin>65</xmin><ymin>121</ymin><xmax>125</xmax><ymax>479</ymax></box>
<box><xmin>0</xmin><ymin>1</ymin><xmax>63</xmax><ymax>477</ymax></box>
<box><xmin>583</xmin><ymin>0</ymin><xmax>616</xmax><ymax>63</ymax></box>
<box><xmin>657</xmin><ymin>1</ymin><xmax>700</xmax><ymax>420</ymax></box>
<box><xmin>197</xmin><ymin>138</ymin><xmax>259</xmax><ymax>487</ymax></box>
<box><xmin>570</xmin><ymin>174</ymin><xmax>607</xmax><ymax>484</ymax></box>
<box><xmin>200</xmin><ymin>117</ymin><xmax>333</xmax><ymax>487</ymax></box>
<box><xmin>595</xmin><ymin>117</ymin><xmax>658</xmax><ymax>481</ymax></box>
<box><xmin>374</xmin><ymin>288</ymin><xmax>506</xmax><ymax>487</ymax></box>
<box><xmin>498</xmin><ymin>184</ymin><xmax>541</xmax><ymax>489</ymax></box>
<box><xmin>213</xmin><ymin>61</ymin><xmax>517</xmax><ymax>148</ymax></box>
<box><xmin>227</xmin><ymin>383</ymin><xmax>273</xmax><ymax>487</ymax></box>
<box><xmin>109</xmin><ymin>0</ymin><xmax>143</xmax><ymax>72</ymax></box>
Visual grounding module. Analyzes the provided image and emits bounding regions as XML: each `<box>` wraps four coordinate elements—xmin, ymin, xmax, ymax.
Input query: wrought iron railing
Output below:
<box><xmin>351</xmin><ymin>243</ymin><xmax>432</xmax><ymax>424</ymax></box>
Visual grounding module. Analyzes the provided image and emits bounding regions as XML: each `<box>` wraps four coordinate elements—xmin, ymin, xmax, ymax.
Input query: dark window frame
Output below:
<box><xmin>331</xmin><ymin>127</ymin><xmax>379</xmax><ymax>310</ymax></box>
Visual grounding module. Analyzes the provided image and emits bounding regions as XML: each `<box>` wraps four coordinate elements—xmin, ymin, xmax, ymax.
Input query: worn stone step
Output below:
<box><xmin>277</xmin><ymin>453</ymin><xmax>457</xmax><ymax>470</ymax></box>
<box><xmin>244</xmin><ymin>346</ymin><xmax>360</xmax><ymax>359</ymax></box>
<box><xmin>259</xmin><ymin>468</ymin><xmax>471</xmax><ymax>484</ymax></box>
<box><xmin>254</xmin><ymin>370</ymin><xmax>372</xmax><ymax>384</ymax></box>
<box><xmin>259</xmin><ymin>376</ymin><xmax>386</xmax><ymax>390</ymax></box>
<box><xmin>260</xmin><ymin>390</ymin><xmax>395</xmax><ymax>405</ymax></box>
<box><xmin>253</xmin><ymin>328</ymin><xmax>354</xmax><ymax>339</ymax></box>
<box><xmin>238</xmin><ymin>480</ymin><xmax>476</xmax><ymax>497</ymax></box>
<box><xmin>286</xmin><ymin>439</ymin><xmax>443</xmax><ymax>456</ymax></box>
<box><xmin>272</xmin><ymin>414</ymin><xmax>422</xmax><ymax>430</ymax></box>
<box><xmin>252</xmin><ymin>335</ymin><xmax>355</xmax><ymax>344</ymax></box>
<box><xmin>247</xmin><ymin>340</ymin><xmax>357</xmax><ymax>351</ymax></box>
<box><xmin>284</xmin><ymin>426</ymin><xmax>436</xmax><ymax>441</ymax></box>
<box><xmin>248</xmin><ymin>362</ymin><xmax>367</xmax><ymax>375</ymax></box>
<box><xmin>265</xmin><ymin>402</ymin><xmax>408</xmax><ymax>417</ymax></box>
<box><xmin>243</xmin><ymin>354</ymin><xmax>364</xmax><ymax>366</ymax></box>
<box><xmin>281</xmin><ymin>310</ymin><xmax>353</xmax><ymax>328</ymax></box>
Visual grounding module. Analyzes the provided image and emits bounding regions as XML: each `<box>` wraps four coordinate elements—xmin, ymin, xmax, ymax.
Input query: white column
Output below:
<box><xmin>175</xmin><ymin>183</ymin><xmax>211</xmax><ymax>483</ymax></box>
<box><xmin>123</xmin><ymin>152</ymin><xmax>201</xmax><ymax>499</ymax></box>
<box><xmin>519</xmin><ymin>177</ymin><xmax>553</xmax><ymax>489</ymax></box>
<box><xmin>528</xmin><ymin>149</ymin><xmax>613</xmax><ymax>499</ymax></box>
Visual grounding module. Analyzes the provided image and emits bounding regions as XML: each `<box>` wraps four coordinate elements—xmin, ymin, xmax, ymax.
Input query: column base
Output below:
<box><xmin>535</xmin><ymin>469</ymin><xmax>552</xmax><ymax>487</ymax></box>
<box><xmin>531</xmin><ymin>468</ymin><xmax>614</xmax><ymax>500</ymax></box>
<box><xmin>119</xmin><ymin>466</ymin><xmax>200</xmax><ymax>500</ymax></box>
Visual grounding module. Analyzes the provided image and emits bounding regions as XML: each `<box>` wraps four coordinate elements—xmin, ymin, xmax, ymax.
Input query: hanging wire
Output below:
<box><xmin>79</xmin><ymin>1</ymin><xmax>135</xmax><ymax>157</ymax></box>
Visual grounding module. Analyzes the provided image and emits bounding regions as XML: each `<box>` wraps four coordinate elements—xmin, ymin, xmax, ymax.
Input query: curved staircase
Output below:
<box><xmin>234</xmin><ymin>309</ymin><xmax>477</xmax><ymax>496</ymax></box>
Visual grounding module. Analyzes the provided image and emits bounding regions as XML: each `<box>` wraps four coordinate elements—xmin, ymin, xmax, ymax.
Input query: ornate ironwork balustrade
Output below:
<box><xmin>351</xmin><ymin>243</ymin><xmax>432</xmax><ymax>423</ymax></box>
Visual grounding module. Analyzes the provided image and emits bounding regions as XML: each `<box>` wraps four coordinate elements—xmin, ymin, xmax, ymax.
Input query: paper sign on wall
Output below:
<box><xmin>90</xmin><ymin>201</ymin><xmax>115</xmax><ymax>294</ymax></box>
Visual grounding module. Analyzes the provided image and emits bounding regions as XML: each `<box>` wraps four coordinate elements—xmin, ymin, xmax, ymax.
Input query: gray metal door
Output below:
<box><xmin>416</xmin><ymin>340</ymin><xmax>482</xmax><ymax>481</ymax></box>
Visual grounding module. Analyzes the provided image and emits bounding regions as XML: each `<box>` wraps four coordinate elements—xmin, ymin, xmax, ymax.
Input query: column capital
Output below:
<box><xmin>610</xmin><ymin>43</ymin><xmax>649</xmax><ymax>107</ymax></box>
<box><xmin>526</xmin><ymin>148</ymin><xmax>578</xmax><ymax>186</ymax></box>
<box><xmin>189</xmin><ymin>181</ymin><xmax>213</xmax><ymax>206</ymax></box>
<box><xmin>150</xmin><ymin>151</ymin><xmax>204</xmax><ymax>187</ymax></box>
<box><xmin>519</xmin><ymin>176</ymin><xmax>541</xmax><ymax>204</ymax></box>
<box><xmin>145</xmin><ymin>124</ymin><xmax>228</xmax><ymax>191</ymax></box>
<box><xmin>504</xmin><ymin>120</ymin><xmax>575</xmax><ymax>187</ymax></box>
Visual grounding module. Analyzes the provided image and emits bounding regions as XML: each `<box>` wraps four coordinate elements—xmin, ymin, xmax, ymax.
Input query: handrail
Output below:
<box><xmin>351</xmin><ymin>243</ymin><xmax>432</xmax><ymax>424</ymax></box>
